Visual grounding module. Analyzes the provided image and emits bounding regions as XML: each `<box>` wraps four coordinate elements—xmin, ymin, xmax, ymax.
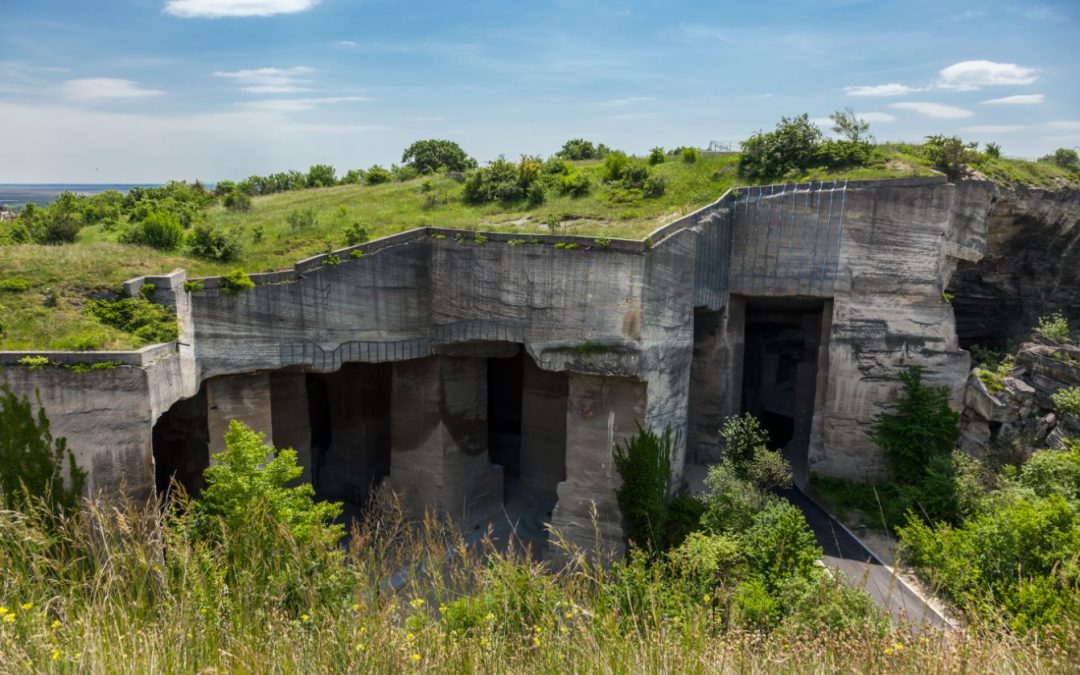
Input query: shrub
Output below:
<box><xmin>33</xmin><ymin>191</ymin><xmax>84</xmax><ymax>244</ymax></box>
<box><xmin>663</xmin><ymin>492</ymin><xmax>706</xmax><ymax>549</ymax></box>
<box><xmin>461</xmin><ymin>158</ymin><xmax>537</xmax><ymax>204</ymax></box>
<box><xmin>1019</xmin><ymin>443</ymin><xmax>1080</xmax><ymax>501</ymax></box>
<box><xmin>602</xmin><ymin>151</ymin><xmax>631</xmax><ymax>182</ymax></box>
<box><xmin>401</xmin><ymin>139</ymin><xmax>476</xmax><ymax>174</ymax></box>
<box><xmin>187</xmin><ymin>224</ymin><xmax>241</xmax><ymax>262</ymax></box>
<box><xmin>223</xmin><ymin>189</ymin><xmax>252</xmax><ymax>212</ymax></box>
<box><xmin>1035</xmin><ymin>311</ymin><xmax>1071</xmax><ymax>344</ymax></box>
<box><xmin>700</xmin><ymin>461</ymin><xmax>771</xmax><ymax>534</ymax></box>
<box><xmin>873</xmin><ymin>366</ymin><xmax>960</xmax><ymax>483</ymax></box>
<box><xmin>555</xmin><ymin>139</ymin><xmax>606</xmax><ymax>160</ymax></box>
<box><xmin>86</xmin><ymin>297</ymin><xmax>179</xmax><ymax>344</ymax></box>
<box><xmin>829</xmin><ymin>108</ymin><xmax>871</xmax><ymax>143</ymax></box>
<box><xmin>542</xmin><ymin>157</ymin><xmax>571</xmax><ymax>174</ymax></box>
<box><xmin>923</xmin><ymin>135</ymin><xmax>978</xmax><ymax>181</ymax></box>
<box><xmin>18</xmin><ymin>355</ymin><xmax>50</xmax><ymax>371</ymax></box>
<box><xmin>720</xmin><ymin>413</ymin><xmax>769</xmax><ymax>476</ymax></box>
<box><xmin>286</xmin><ymin>208</ymin><xmax>318</xmax><ymax>231</ymax></box>
<box><xmin>648</xmin><ymin>147</ymin><xmax>665</xmax><ymax>165</ymax></box>
<box><xmin>344</xmin><ymin>222</ymin><xmax>371</xmax><ymax>246</ymax></box>
<box><xmin>614</xmin><ymin>424</ymin><xmax>676</xmax><ymax>552</ymax></box>
<box><xmin>122</xmin><ymin>210</ymin><xmax>185</xmax><ymax>250</ymax></box>
<box><xmin>667</xmin><ymin>531</ymin><xmax>745</xmax><ymax>595</ymax></box>
<box><xmin>526</xmin><ymin>182</ymin><xmax>546</xmax><ymax>206</ymax></box>
<box><xmin>365</xmin><ymin>165</ymin><xmax>392</xmax><ymax>184</ymax></box>
<box><xmin>195</xmin><ymin>420</ymin><xmax>343</xmax><ymax>545</ymax></box>
<box><xmin>743</xmin><ymin>500</ymin><xmax>821</xmax><ymax>589</ymax></box>
<box><xmin>738</xmin><ymin>115</ymin><xmax>822</xmax><ymax>180</ymax></box>
<box><xmin>680</xmin><ymin>146</ymin><xmax>700</xmax><ymax>164</ymax></box>
<box><xmin>731</xmin><ymin>578</ymin><xmax>780</xmax><ymax>628</ymax></box>
<box><xmin>219</xmin><ymin>269</ymin><xmax>255</xmax><ymax>295</ymax></box>
<box><xmin>817</xmin><ymin>139</ymin><xmax>872</xmax><ymax>169</ymax></box>
<box><xmin>0</xmin><ymin>277</ymin><xmax>30</xmax><ymax>292</ymax></box>
<box><xmin>0</xmin><ymin>381</ymin><xmax>86</xmax><ymax>514</ymax></box>
<box><xmin>643</xmin><ymin>174</ymin><xmax>667</xmax><ymax>198</ymax></box>
<box><xmin>559</xmin><ymin>171</ymin><xmax>591</xmax><ymax>197</ymax></box>
<box><xmin>1052</xmin><ymin>386</ymin><xmax>1080</xmax><ymax>417</ymax></box>
<box><xmin>985</xmin><ymin>142</ymin><xmax>1002</xmax><ymax>159</ymax></box>
<box><xmin>306</xmin><ymin>164</ymin><xmax>337</xmax><ymax>188</ymax></box>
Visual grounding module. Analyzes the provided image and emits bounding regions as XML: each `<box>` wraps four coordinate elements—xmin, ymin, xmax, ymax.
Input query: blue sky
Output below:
<box><xmin>1</xmin><ymin>0</ymin><xmax>1077</xmax><ymax>182</ymax></box>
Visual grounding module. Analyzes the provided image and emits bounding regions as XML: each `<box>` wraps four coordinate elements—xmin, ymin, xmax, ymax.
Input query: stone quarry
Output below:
<box><xmin>4</xmin><ymin>176</ymin><xmax>1077</xmax><ymax>555</ymax></box>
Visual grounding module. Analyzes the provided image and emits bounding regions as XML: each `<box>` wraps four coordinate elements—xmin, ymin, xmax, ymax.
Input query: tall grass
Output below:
<box><xmin>0</xmin><ymin>488</ymin><xmax>1076</xmax><ymax>673</ymax></box>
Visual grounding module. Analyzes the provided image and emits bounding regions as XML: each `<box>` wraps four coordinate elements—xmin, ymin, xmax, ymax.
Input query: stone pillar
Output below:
<box><xmin>206</xmin><ymin>372</ymin><xmax>274</xmax><ymax>454</ymax></box>
<box><xmin>270</xmin><ymin>371</ymin><xmax>313</xmax><ymax>485</ymax></box>
<box><xmin>388</xmin><ymin>356</ymin><xmax>503</xmax><ymax>529</ymax></box>
<box><xmin>549</xmin><ymin>374</ymin><xmax>646</xmax><ymax>557</ymax></box>
<box><xmin>519</xmin><ymin>357</ymin><xmax>568</xmax><ymax>498</ymax></box>
<box><xmin>686</xmin><ymin>299</ymin><xmax>744</xmax><ymax>464</ymax></box>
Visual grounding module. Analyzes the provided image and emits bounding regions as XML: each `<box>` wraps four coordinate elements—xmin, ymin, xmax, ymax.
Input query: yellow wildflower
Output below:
<box><xmin>20</xmin><ymin>603</ymin><xmax>32</xmax><ymax>611</ymax></box>
<box><xmin>703</xmin><ymin>594</ymin><xmax>712</xmax><ymax>603</ymax></box>
<box><xmin>485</xmin><ymin>612</ymin><xmax>495</xmax><ymax>622</ymax></box>
<box><xmin>51</xmin><ymin>619</ymin><xmax>62</xmax><ymax>629</ymax></box>
<box><xmin>410</xmin><ymin>653</ymin><xmax>421</xmax><ymax>663</ymax></box>
<box><xmin>532</xmin><ymin>636</ymin><xmax>541</xmax><ymax>647</ymax></box>
<box><xmin>410</xmin><ymin>598</ymin><xmax>425</xmax><ymax>609</ymax></box>
<box><xmin>51</xmin><ymin>650</ymin><xmax>61</xmax><ymax>661</ymax></box>
<box><xmin>301</xmin><ymin>614</ymin><xmax>311</xmax><ymax>623</ymax></box>
<box><xmin>3</xmin><ymin>614</ymin><xmax>15</xmax><ymax>624</ymax></box>
<box><xmin>352</xmin><ymin>603</ymin><xmax>361</xmax><ymax>612</ymax></box>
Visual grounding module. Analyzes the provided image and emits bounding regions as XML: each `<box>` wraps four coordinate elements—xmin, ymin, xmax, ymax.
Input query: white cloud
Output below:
<box><xmin>980</xmin><ymin>94</ymin><xmax>1045</xmax><ymax>105</ymax></box>
<box><xmin>338</xmin><ymin>40</ymin><xmax>356</xmax><ymax>47</ymax></box>
<box><xmin>677</xmin><ymin>23</ymin><xmax>728</xmax><ymax>40</ymax></box>
<box><xmin>608</xmin><ymin>112</ymin><xmax>659</xmax><ymax>120</ymax></box>
<box><xmin>603</xmin><ymin>96</ymin><xmax>655</xmax><ymax>106</ymax></box>
<box><xmin>164</xmin><ymin>0</ymin><xmax>320</xmax><ymax>19</ymax></box>
<box><xmin>843</xmin><ymin>83</ymin><xmax>919</xmax><ymax>97</ymax></box>
<box><xmin>859</xmin><ymin>112</ymin><xmax>897</xmax><ymax>123</ymax></box>
<box><xmin>959</xmin><ymin>125</ymin><xmax>1027</xmax><ymax>133</ymax></box>
<box><xmin>890</xmin><ymin>102</ymin><xmax>974</xmax><ymax>119</ymax></box>
<box><xmin>212</xmin><ymin>66</ymin><xmax>313</xmax><ymax>93</ymax></box>
<box><xmin>241</xmin><ymin>96</ymin><xmax>370</xmax><ymax>112</ymax></box>
<box><xmin>1046</xmin><ymin>120</ymin><xmax>1080</xmax><ymax>130</ymax></box>
<box><xmin>59</xmin><ymin>78</ymin><xmax>165</xmax><ymax>101</ymax></box>
<box><xmin>936</xmin><ymin>60</ymin><xmax>1037</xmax><ymax>90</ymax></box>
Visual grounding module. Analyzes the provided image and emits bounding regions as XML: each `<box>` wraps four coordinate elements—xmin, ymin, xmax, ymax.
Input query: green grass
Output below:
<box><xmin>1</xmin><ymin>147</ymin><xmax>1072</xmax><ymax>352</ymax></box>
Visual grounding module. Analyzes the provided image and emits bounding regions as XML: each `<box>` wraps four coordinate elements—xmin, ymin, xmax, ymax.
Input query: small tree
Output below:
<box><xmin>1040</xmin><ymin>148</ymin><xmax>1080</xmax><ymax>171</ymax></box>
<box><xmin>720</xmin><ymin>413</ymin><xmax>770</xmax><ymax>477</ymax></box>
<box><xmin>0</xmin><ymin>382</ymin><xmax>86</xmax><ymax>514</ymax></box>
<box><xmin>614</xmin><ymin>423</ymin><xmax>677</xmax><ymax>552</ymax></box>
<box><xmin>401</xmin><ymin>139</ymin><xmax>476</xmax><ymax>174</ymax></box>
<box><xmin>223</xmin><ymin>189</ymin><xmax>252</xmax><ymax>212</ymax></box>
<box><xmin>873</xmin><ymin>366</ymin><xmax>960</xmax><ymax>483</ymax></box>
<box><xmin>830</xmin><ymin>108</ymin><xmax>872</xmax><ymax>143</ymax></box>
<box><xmin>984</xmin><ymin>142</ymin><xmax>1002</xmax><ymax>159</ymax></box>
<box><xmin>306</xmin><ymin>164</ymin><xmax>337</xmax><ymax>188</ymax></box>
<box><xmin>923</xmin><ymin>135</ymin><xmax>978</xmax><ymax>181</ymax></box>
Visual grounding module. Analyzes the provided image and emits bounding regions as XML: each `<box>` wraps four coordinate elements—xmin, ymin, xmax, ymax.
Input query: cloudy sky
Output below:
<box><xmin>1</xmin><ymin>0</ymin><xmax>1077</xmax><ymax>182</ymax></box>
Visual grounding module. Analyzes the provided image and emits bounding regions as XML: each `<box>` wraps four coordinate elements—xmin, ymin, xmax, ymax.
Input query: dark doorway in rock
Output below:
<box><xmin>740</xmin><ymin>299</ymin><xmax>827</xmax><ymax>482</ymax></box>
<box><xmin>152</xmin><ymin>384</ymin><xmax>210</xmax><ymax>497</ymax></box>
<box><xmin>488</xmin><ymin>350</ymin><xmax>524</xmax><ymax>481</ymax></box>
<box><xmin>305</xmin><ymin>363</ymin><xmax>393</xmax><ymax>509</ymax></box>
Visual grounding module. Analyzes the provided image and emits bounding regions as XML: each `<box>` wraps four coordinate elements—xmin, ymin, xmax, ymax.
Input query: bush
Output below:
<box><xmin>1052</xmin><ymin>387</ymin><xmax>1080</xmax><ymax>417</ymax></box>
<box><xmin>642</xmin><ymin>174</ymin><xmax>667</xmax><ymax>198</ymax></box>
<box><xmin>344</xmin><ymin>222</ymin><xmax>371</xmax><ymax>246</ymax></box>
<box><xmin>195</xmin><ymin>420</ymin><xmax>343</xmax><ymax>545</ymax></box>
<box><xmin>614</xmin><ymin>424</ymin><xmax>676</xmax><ymax>552</ymax></box>
<box><xmin>731</xmin><ymin>577</ymin><xmax>780</xmax><ymax>628</ymax></box>
<box><xmin>680</xmin><ymin>147</ymin><xmax>700</xmax><ymax>164</ymax></box>
<box><xmin>86</xmin><ymin>297</ymin><xmax>179</xmax><ymax>344</ymax></box>
<box><xmin>223</xmin><ymin>189</ymin><xmax>252</xmax><ymax>212</ymax></box>
<box><xmin>305</xmin><ymin>164</ymin><xmax>337</xmax><ymax>188</ymax></box>
<box><xmin>1035</xmin><ymin>311</ymin><xmax>1071</xmax><ymax>344</ymax></box>
<box><xmin>34</xmin><ymin>192</ymin><xmax>84</xmax><ymax>244</ymax></box>
<box><xmin>1020</xmin><ymin>443</ymin><xmax>1080</xmax><ymax>501</ymax></box>
<box><xmin>462</xmin><ymin>158</ymin><xmax>524</xmax><ymax>204</ymax></box>
<box><xmin>738</xmin><ymin>115</ymin><xmax>822</xmax><ymax>180</ymax></box>
<box><xmin>286</xmin><ymin>208</ymin><xmax>317</xmax><ymax>231</ymax></box>
<box><xmin>663</xmin><ymin>492</ymin><xmax>706</xmax><ymax>549</ymax></box>
<box><xmin>365</xmin><ymin>165</ymin><xmax>392</xmax><ymax>184</ymax></box>
<box><xmin>700</xmin><ymin>461</ymin><xmax>770</xmax><ymax>534</ymax></box>
<box><xmin>720</xmin><ymin>413</ymin><xmax>769</xmax><ymax>476</ymax></box>
<box><xmin>559</xmin><ymin>171</ymin><xmax>591</xmax><ymax>197</ymax></box>
<box><xmin>187</xmin><ymin>224</ymin><xmax>241</xmax><ymax>262</ymax></box>
<box><xmin>122</xmin><ymin>210</ymin><xmax>185</xmax><ymax>250</ymax></box>
<box><xmin>743</xmin><ymin>500</ymin><xmax>821</xmax><ymax>589</ymax></box>
<box><xmin>647</xmin><ymin>147</ymin><xmax>665</xmax><ymax>165</ymax></box>
<box><xmin>555</xmin><ymin>139</ymin><xmax>608</xmax><ymax>160</ymax></box>
<box><xmin>923</xmin><ymin>135</ymin><xmax>978</xmax><ymax>181</ymax></box>
<box><xmin>817</xmin><ymin>139</ymin><xmax>871</xmax><ymax>169</ymax></box>
<box><xmin>0</xmin><ymin>381</ymin><xmax>86</xmax><ymax>514</ymax></box>
<box><xmin>601</xmin><ymin>151</ymin><xmax>631</xmax><ymax>182</ymax></box>
<box><xmin>985</xmin><ymin>142</ymin><xmax>1002</xmax><ymax>159</ymax></box>
<box><xmin>873</xmin><ymin>366</ymin><xmax>960</xmax><ymax>483</ymax></box>
<box><xmin>526</xmin><ymin>182</ymin><xmax>546</xmax><ymax>207</ymax></box>
<box><xmin>401</xmin><ymin>139</ymin><xmax>476</xmax><ymax>174</ymax></box>
<box><xmin>219</xmin><ymin>269</ymin><xmax>255</xmax><ymax>295</ymax></box>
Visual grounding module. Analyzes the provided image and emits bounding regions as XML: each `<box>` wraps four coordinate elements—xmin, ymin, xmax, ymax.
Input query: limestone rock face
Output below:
<box><xmin>950</xmin><ymin>186</ymin><xmax>1080</xmax><ymax>348</ymax></box>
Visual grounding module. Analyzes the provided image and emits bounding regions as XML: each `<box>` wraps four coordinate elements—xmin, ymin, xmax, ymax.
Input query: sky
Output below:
<box><xmin>1</xmin><ymin>0</ymin><xmax>1078</xmax><ymax>182</ymax></box>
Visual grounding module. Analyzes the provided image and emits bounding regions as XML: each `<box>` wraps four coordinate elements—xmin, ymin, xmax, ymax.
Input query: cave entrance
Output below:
<box><xmin>152</xmin><ymin>384</ymin><xmax>210</xmax><ymax>498</ymax></box>
<box><xmin>740</xmin><ymin>299</ymin><xmax>828</xmax><ymax>482</ymax></box>
<box><xmin>488</xmin><ymin>351</ymin><xmax>524</xmax><ymax>483</ymax></box>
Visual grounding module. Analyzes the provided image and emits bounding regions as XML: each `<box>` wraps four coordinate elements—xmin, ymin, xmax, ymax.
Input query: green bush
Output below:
<box><xmin>187</xmin><ymin>224</ymin><xmax>241</xmax><ymax>262</ymax></box>
<box><xmin>286</xmin><ymin>208</ymin><xmax>318</xmax><ymax>231</ymax></box>
<box><xmin>0</xmin><ymin>381</ymin><xmax>86</xmax><ymax>514</ymax></box>
<box><xmin>559</xmin><ymin>171</ymin><xmax>591</xmax><ymax>197</ymax></box>
<box><xmin>223</xmin><ymin>189</ymin><xmax>252</xmax><ymax>212</ymax></box>
<box><xmin>743</xmin><ymin>500</ymin><xmax>821</xmax><ymax>590</ymax></box>
<box><xmin>1052</xmin><ymin>386</ymin><xmax>1080</xmax><ymax>417</ymax></box>
<box><xmin>720</xmin><ymin>413</ymin><xmax>769</xmax><ymax>476</ymax></box>
<box><xmin>555</xmin><ymin>139</ymin><xmax>608</xmax><ymax>160</ymax></box>
<box><xmin>680</xmin><ymin>147</ymin><xmax>700</xmax><ymax>164</ymax></box>
<box><xmin>642</xmin><ymin>174</ymin><xmax>667</xmax><ymax>198</ymax></box>
<box><xmin>123</xmin><ymin>210</ymin><xmax>185</xmax><ymax>250</ymax></box>
<box><xmin>1019</xmin><ymin>443</ymin><xmax>1080</xmax><ymax>502</ymax></box>
<box><xmin>985</xmin><ymin>142</ymin><xmax>1002</xmax><ymax>159</ymax></box>
<box><xmin>663</xmin><ymin>492</ymin><xmax>706</xmax><ymax>549</ymax></box>
<box><xmin>365</xmin><ymin>165</ymin><xmax>392</xmax><ymax>184</ymax></box>
<box><xmin>305</xmin><ymin>164</ymin><xmax>337</xmax><ymax>188</ymax></box>
<box><xmin>1035</xmin><ymin>311</ymin><xmax>1071</xmax><ymax>344</ymax></box>
<box><xmin>923</xmin><ymin>135</ymin><xmax>978</xmax><ymax>181</ymax></box>
<box><xmin>0</xmin><ymin>277</ymin><xmax>30</xmax><ymax>292</ymax></box>
<box><xmin>462</xmin><ymin>158</ymin><xmax>541</xmax><ymax>204</ymax></box>
<box><xmin>219</xmin><ymin>269</ymin><xmax>255</xmax><ymax>295</ymax></box>
<box><xmin>1039</xmin><ymin>148</ymin><xmax>1080</xmax><ymax>171</ymax></box>
<box><xmin>667</xmin><ymin>531</ymin><xmax>745</xmax><ymax>594</ymax></box>
<box><xmin>526</xmin><ymin>182</ymin><xmax>546</xmax><ymax>206</ymax></box>
<box><xmin>344</xmin><ymin>222</ymin><xmax>371</xmax><ymax>246</ymax></box>
<box><xmin>738</xmin><ymin>115</ymin><xmax>822</xmax><ymax>180</ymax></box>
<box><xmin>601</xmin><ymin>151</ymin><xmax>631</xmax><ymax>182</ymax></box>
<box><xmin>614</xmin><ymin>424</ymin><xmax>676</xmax><ymax>552</ymax></box>
<box><xmin>731</xmin><ymin>577</ymin><xmax>779</xmax><ymax>628</ymax></box>
<box><xmin>873</xmin><ymin>366</ymin><xmax>960</xmax><ymax>483</ymax></box>
<box><xmin>700</xmin><ymin>461</ymin><xmax>770</xmax><ymax>534</ymax></box>
<box><xmin>86</xmin><ymin>297</ymin><xmax>179</xmax><ymax>344</ymax></box>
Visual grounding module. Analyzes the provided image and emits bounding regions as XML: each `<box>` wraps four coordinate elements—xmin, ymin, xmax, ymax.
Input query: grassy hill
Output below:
<box><xmin>0</xmin><ymin>146</ymin><xmax>1075</xmax><ymax>351</ymax></box>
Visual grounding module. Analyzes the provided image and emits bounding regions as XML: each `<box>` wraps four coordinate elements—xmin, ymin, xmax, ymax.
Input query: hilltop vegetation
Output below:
<box><xmin>1</xmin><ymin>120</ymin><xmax>1078</xmax><ymax>351</ymax></box>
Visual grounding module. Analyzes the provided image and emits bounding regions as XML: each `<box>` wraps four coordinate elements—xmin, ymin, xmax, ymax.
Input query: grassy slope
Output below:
<box><xmin>0</xmin><ymin>149</ymin><xmax>1073</xmax><ymax>351</ymax></box>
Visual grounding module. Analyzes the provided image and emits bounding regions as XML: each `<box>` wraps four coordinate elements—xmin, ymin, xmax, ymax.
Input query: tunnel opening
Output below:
<box><xmin>740</xmin><ymin>299</ymin><xmax>827</xmax><ymax>481</ymax></box>
<box><xmin>488</xmin><ymin>351</ymin><xmax>524</xmax><ymax>481</ymax></box>
<box><xmin>152</xmin><ymin>383</ymin><xmax>210</xmax><ymax>497</ymax></box>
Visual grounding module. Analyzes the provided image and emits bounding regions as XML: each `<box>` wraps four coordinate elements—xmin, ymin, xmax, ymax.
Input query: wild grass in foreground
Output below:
<box><xmin>0</xmin><ymin>488</ymin><xmax>1075</xmax><ymax>674</ymax></box>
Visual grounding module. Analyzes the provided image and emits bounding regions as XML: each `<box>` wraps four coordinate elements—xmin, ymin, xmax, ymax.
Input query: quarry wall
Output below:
<box><xmin>1</xmin><ymin>176</ymin><xmax>1000</xmax><ymax>551</ymax></box>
